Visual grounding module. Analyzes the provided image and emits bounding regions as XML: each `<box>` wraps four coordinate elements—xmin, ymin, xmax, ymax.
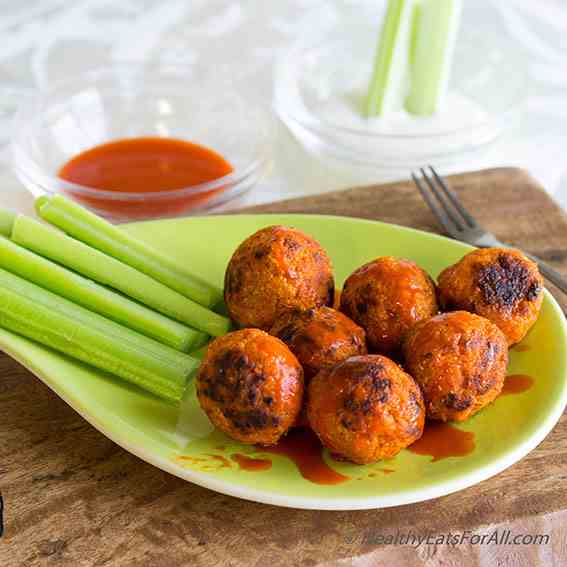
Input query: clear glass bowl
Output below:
<box><xmin>274</xmin><ymin>21</ymin><xmax>529</xmax><ymax>171</ymax></box>
<box><xmin>12</xmin><ymin>65</ymin><xmax>272</xmax><ymax>221</ymax></box>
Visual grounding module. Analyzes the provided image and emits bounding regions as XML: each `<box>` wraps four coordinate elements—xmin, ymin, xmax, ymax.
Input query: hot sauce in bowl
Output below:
<box><xmin>58</xmin><ymin>137</ymin><xmax>234</xmax><ymax>220</ymax></box>
<box><xmin>13</xmin><ymin>65</ymin><xmax>271</xmax><ymax>221</ymax></box>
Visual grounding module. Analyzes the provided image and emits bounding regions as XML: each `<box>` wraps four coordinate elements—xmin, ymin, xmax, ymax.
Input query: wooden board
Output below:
<box><xmin>1</xmin><ymin>168</ymin><xmax>566</xmax><ymax>566</ymax></box>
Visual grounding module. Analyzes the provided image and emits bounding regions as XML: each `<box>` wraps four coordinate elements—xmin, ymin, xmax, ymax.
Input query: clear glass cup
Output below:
<box><xmin>274</xmin><ymin>20</ymin><xmax>529</xmax><ymax>172</ymax></box>
<box><xmin>12</xmin><ymin>64</ymin><xmax>273</xmax><ymax>221</ymax></box>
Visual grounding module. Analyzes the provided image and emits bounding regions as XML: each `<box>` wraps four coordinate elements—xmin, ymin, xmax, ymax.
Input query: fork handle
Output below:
<box><xmin>524</xmin><ymin>252</ymin><xmax>567</xmax><ymax>295</ymax></box>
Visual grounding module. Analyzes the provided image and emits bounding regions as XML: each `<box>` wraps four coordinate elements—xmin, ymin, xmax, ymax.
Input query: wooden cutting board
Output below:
<box><xmin>1</xmin><ymin>168</ymin><xmax>566</xmax><ymax>567</ymax></box>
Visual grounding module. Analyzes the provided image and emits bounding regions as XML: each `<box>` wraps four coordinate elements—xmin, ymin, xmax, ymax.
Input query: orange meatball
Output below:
<box><xmin>196</xmin><ymin>329</ymin><xmax>303</xmax><ymax>445</ymax></box>
<box><xmin>437</xmin><ymin>248</ymin><xmax>544</xmax><ymax>345</ymax></box>
<box><xmin>340</xmin><ymin>257</ymin><xmax>438</xmax><ymax>355</ymax></box>
<box><xmin>224</xmin><ymin>226</ymin><xmax>334</xmax><ymax>330</ymax></box>
<box><xmin>308</xmin><ymin>355</ymin><xmax>425</xmax><ymax>464</ymax></box>
<box><xmin>270</xmin><ymin>307</ymin><xmax>367</xmax><ymax>381</ymax></box>
<box><xmin>403</xmin><ymin>311</ymin><xmax>508</xmax><ymax>422</ymax></box>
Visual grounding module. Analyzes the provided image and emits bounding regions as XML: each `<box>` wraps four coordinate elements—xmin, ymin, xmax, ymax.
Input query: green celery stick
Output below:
<box><xmin>405</xmin><ymin>0</ymin><xmax>463</xmax><ymax>115</ymax></box>
<box><xmin>0</xmin><ymin>268</ymin><xmax>200</xmax><ymax>402</ymax></box>
<box><xmin>11</xmin><ymin>216</ymin><xmax>231</xmax><ymax>337</ymax></box>
<box><xmin>0</xmin><ymin>208</ymin><xmax>16</xmax><ymax>237</ymax></box>
<box><xmin>366</xmin><ymin>0</ymin><xmax>416</xmax><ymax>117</ymax></box>
<box><xmin>36</xmin><ymin>194</ymin><xmax>221</xmax><ymax>308</ymax></box>
<box><xmin>0</xmin><ymin>236</ymin><xmax>208</xmax><ymax>352</ymax></box>
<box><xmin>0</xmin><ymin>265</ymin><xmax>191</xmax><ymax>363</ymax></box>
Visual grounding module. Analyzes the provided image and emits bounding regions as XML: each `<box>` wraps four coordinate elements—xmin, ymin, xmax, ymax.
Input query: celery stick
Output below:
<box><xmin>0</xmin><ymin>208</ymin><xmax>16</xmax><ymax>237</ymax></box>
<box><xmin>0</xmin><ymin>268</ymin><xmax>200</xmax><ymax>402</ymax></box>
<box><xmin>11</xmin><ymin>216</ymin><xmax>231</xmax><ymax>337</ymax></box>
<box><xmin>405</xmin><ymin>0</ymin><xmax>463</xmax><ymax>115</ymax></box>
<box><xmin>0</xmin><ymin>236</ymin><xmax>208</xmax><ymax>352</ymax></box>
<box><xmin>37</xmin><ymin>194</ymin><xmax>221</xmax><ymax>308</ymax></box>
<box><xmin>366</xmin><ymin>0</ymin><xmax>416</xmax><ymax>117</ymax></box>
<box><xmin>0</xmin><ymin>265</ymin><xmax>191</xmax><ymax>363</ymax></box>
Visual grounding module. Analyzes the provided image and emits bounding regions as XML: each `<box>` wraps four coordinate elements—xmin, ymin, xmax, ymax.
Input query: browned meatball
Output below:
<box><xmin>196</xmin><ymin>329</ymin><xmax>304</xmax><ymax>445</ymax></box>
<box><xmin>308</xmin><ymin>355</ymin><xmax>425</xmax><ymax>464</ymax></box>
<box><xmin>437</xmin><ymin>248</ymin><xmax>544</xmax><ymax>345</ymax></box>
<box><xmin>403</xmin><ymin>311</ymin><xmax>508</xmax><ymax>422</ymax></box>
<box><xmin>340</xmin><ymin>257</ymin><xmax>438</xmax><ymax>355</ymax></box>
<box><xmin>270</xmin><ymin>307</ymin><xmax>367</xmax><ymax>381</ymax></box>
<box><xmin>224</xmin><ymin>225</ymin><xmax>334</xmax><ymax>330</ymax></box>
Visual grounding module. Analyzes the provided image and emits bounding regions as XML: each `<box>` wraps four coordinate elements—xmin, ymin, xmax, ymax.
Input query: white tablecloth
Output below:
<box><xmin>1</xmin><ymin>0</ymin><xmax>566</xmax><ymax>217</ymax></box>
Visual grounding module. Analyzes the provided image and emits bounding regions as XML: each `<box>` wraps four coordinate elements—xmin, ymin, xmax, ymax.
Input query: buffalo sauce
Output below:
<box><xmin>58</xmin><ymin>137</ymin><xmax>233</xmax><ymax>218</ymax></box>
<box><xmin>231</xmin><ymin>453</ymin><xmax>272</xmax><ymax>472</ymax></box>
<box><xmin>258</xmin><ymin>428</ymin><xmax>351</xmax><ymax>485</ymax></box>
<box><xmin>407</xmin><ymin>422</ymin><xmax>476</xmax><ymax>462</ymax></box>
<box><xmin>501</xmin><ymin>374</ymin><xmax>534</xmax><ymax>396</ymax></box>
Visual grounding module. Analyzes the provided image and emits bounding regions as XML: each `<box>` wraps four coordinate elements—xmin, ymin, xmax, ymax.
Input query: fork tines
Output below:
<box><xmin>411</xmin><ymin>166</ymin><xmax>479</xmax><ymax>237</ymax></box>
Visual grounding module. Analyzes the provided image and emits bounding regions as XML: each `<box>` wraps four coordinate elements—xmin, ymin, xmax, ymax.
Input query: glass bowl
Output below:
<box><xmin>274</xmin><ymin>20</ymin><xmax>529</xmax><ymax>171</ymax></box>
<box><xmin>12</xmin><ymin>65</ymin><xmax>272</xmax><ymax>221</ymax></box>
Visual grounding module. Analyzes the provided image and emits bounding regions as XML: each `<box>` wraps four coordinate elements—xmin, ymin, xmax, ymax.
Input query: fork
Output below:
<box><xmin>412</xmin><ymin>166</ymin><xmax>567</xmax><ymax>295</ymax></box>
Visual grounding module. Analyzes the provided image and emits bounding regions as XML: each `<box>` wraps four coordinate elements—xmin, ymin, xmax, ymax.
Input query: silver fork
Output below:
<box><xmin>412</xmin><ymin>166</ymin><xmax>567</xmax><ymax>294</ymax></box>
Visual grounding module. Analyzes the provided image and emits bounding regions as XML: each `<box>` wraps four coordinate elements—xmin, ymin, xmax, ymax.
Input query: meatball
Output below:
<box><xmin>224</xmin><ymin>225</ymin><xmax>334</xmax><ymax>330</ymax></box>
<box><xmin>340</xmin><ymin>256</ymin><xmax>438</xmax><ymax>355</ymax></box>
<box><xmin>308</xmin><ymin>355</ymin><xmax>425</xmax><ymax>464</ymax></box>
<box><xmin>196</xmin><ymin>329</ymin><xmax>304</xmax><ymax>445</ymax></box>
<box><xmin>437</xmin><ymin>248</ymin><xmax>544</xmax><ymax>345</ymax></box>
<box><xmin>403</xmin><ymin>311</ymin><xmax>508</xmax><ymax>422</ymax></box>
<box><xmin>270</xmin><ymin>307</ymin><xmax>367</xmax><ymax>381</ymax></box>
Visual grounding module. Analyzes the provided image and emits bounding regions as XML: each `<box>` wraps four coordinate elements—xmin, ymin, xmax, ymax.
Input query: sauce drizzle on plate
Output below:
<box><xmin>231</xmin><ymin>453</ymin><xmax>272</xmax><ymax>472</ymax></box>
<box><xmin>408</xmin><ymin>422</ymin><xmax>475</xmax><ymax>462</ymax></box>
<box><xmin>258</xmin><ymin>428</ymin><xmax>351</xmax><ymax>485</ymax></box>
<box><xmin>368</xmin><ymin>468</ymin><xmax>395</xmax><ymax>478</ymax></box>
<box><xmin>177</xmin><ymin>453</ymin><xmax>231</xmax><ymax>471</ymax></box>
<box><xmin>501</xmin><ymin>374</ymin><xmax>534</xmax><ymax>396</ymax></box>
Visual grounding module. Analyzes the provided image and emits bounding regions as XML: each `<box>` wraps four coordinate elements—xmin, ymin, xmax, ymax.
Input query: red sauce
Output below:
<box><xmin>512</xmin><ymin>344</ymin><xmax>531</xmax><ymax>353</ymax></box>
<box><xmin>58</xmin><ymin>137</ymin><xmax>233</xmax><ymax>219</ymax></box>
<box><xmin>408</xmin><ymin>422</ymin><xmax>475</xmax><ymax>462</ymax></box>
<box><xmin>177</xmin><ymin>453</ymin><xmax>231</xmax><ymax>470</ymax></box>
<box><xmin>501</xmin><ymin>374</ymin><xmax>534</xmax><ymax>396</ymax></box>
<box><xmin>368</xmin><ymin>468</ymin><xmax>395</xmax><ymax>478</ymax></box>
<box><xmin>207</xmin><ymin>454</ymin><xmax>231</xmax><ymax>467</ymax></box>
<box><xmin>231</xmin><ymin>453</ymin><xmax>272</xmax><ymax>472</ymax></box>
<box><xmin>258</xmin><ymin>428</ymin><xmax>350</xmax><ymax>485</ymax></box>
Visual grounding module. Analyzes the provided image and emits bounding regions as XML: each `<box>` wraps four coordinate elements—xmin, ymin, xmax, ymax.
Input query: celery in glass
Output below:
<box><xmin>405</xmin><ymin>0</ymin><xmax>463</xmax><ymax>115</ymax></box>
<box><xmin>366</xmin><ymin>0</ymin><xmax>416</xmax><ymax>117</ymax></box>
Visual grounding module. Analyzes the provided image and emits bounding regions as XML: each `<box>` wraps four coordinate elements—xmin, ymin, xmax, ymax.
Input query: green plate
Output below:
<box><xmin>2</xmin><ymin>215</ymin><xmax>566</xmax><ymax>510</ymax></box>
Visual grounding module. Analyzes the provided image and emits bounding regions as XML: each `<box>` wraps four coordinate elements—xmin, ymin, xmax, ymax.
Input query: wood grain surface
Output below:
<box><xmin>1</xmin><ymin>168</ymin><xmax>566</xmax><ymax>567</ymax></box>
